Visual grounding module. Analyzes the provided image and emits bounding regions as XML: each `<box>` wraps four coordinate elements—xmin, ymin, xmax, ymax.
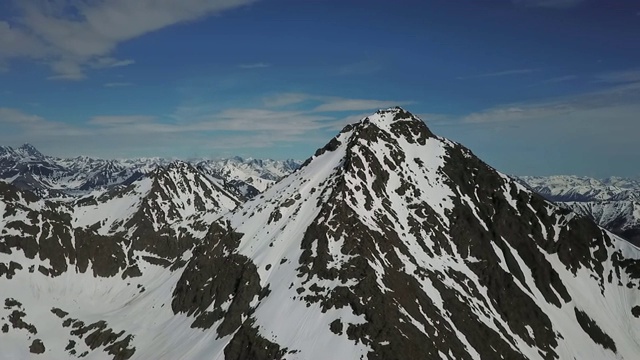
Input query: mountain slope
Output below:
<box><xmin>523</xmin><ymin>175</ymin><xmax>640</xmax><ymax>245</ymax></box>
<box><xmin>71</xmin><ymin>161</ymin><xmax>241</xmax><ymax>258</ymax></box>
<box><xmin>0</xmin><ymin>162</ymin><xmax>241</xmax><ymax>359</ymax></box>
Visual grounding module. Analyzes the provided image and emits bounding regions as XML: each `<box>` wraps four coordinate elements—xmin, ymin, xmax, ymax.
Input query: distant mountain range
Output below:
<box><xmin>4</xmin><ymin>143</ymin><xmax>637</xmax><ymax>248</ymax></box>
<box><xmin>522</xmin><ymin>176</ymin><xmax>640</xmax><ymax>246</ymax></box>
<box><xmin>1</xmin><ymin>108</ymin><xmax>639</xmax><ymax>359</ymax></box>
<box><xmin>0</xmin><ymin>143</ymin><xmax>301</xmax><ymax>199</ymax></box>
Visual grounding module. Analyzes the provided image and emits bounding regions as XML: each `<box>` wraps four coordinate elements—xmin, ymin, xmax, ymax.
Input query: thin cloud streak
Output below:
<box><xmin>0</xmin><ymin>93</ymin><xmax>412</xmax><ymax>155</ymax></box>
<box><xmin>457</xmin><ymin>79</ymin><xmax>640</xmax><ymax>124</ymax></box>
<box><xmin>512</xmin><ymin>0</ymin><xmax>585</xmax><ymax>8</ymax></box>
<box><xmin>262</xmin><ymin>93</ymin><xmax>309</xmax><ymax>108</ymax></box>
<box><xmin>238</xmin><ymin>63</ymin><xmax>271</xmax><ymax>69</ymax></box>
<box><xmin>536</xmin><ymin>75</ymin><xmax>578</xmax><ymax>85</ymax></box>
<box><xmin>313</xmin><ymin>99</ymin><xmax>412</xmax><ymax>112</ymax></box>
<box><xmin>261</xmin><ymin>93</ymin><xmax>411</xmax><ymax>112</ymax></box>
<box><xmin>458</xmin><ymin>69</ymin><xmax>538</xmax><ymax>80</ymax></box>
<box><xmin>594</xmin><ymin>69</ymin><xmax>640</xmax><ymax>84</ymax></box>
<box><xmin>104</xmin><ymin>82</ymin><xmax>134</xmax><ymax>88</ymax></box>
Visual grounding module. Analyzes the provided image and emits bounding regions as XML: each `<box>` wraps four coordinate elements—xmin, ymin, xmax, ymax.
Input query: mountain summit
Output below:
<box><xmin>1</xmin><ymin>108</ymin><xmax>639</xmax><ymax>359</ymax></box>
<box><xmin>16</xmin><ymin>143</ymin><xmax>44</xmax><ymax>159</ymax></box>
<box><xmin>172</xmin><ymin>108</ymin><xmax>640</xmax><ymax>359</ymax></box>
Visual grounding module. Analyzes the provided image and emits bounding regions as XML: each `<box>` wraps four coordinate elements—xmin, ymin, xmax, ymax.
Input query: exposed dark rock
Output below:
<box><xmin>75</xmin><ymin>230</ymin><xmax>127</xmax><ymax>277</ymax></box>
<box><xmin>574</xmin><ymin>308</ymin><xmax>617</xmax><ymax>352</ymax></box>
<box><xmin>0</xmin><ymin>261</ymin><xmax>23</xmax><ymax>279</ymax></box>
<box><xmin>65</xmin><ymin>340</ymin><xmax>76</xmax><ymax>350</ymax></box>
<box><xmin>29</xmin><ymin>339</ymin><xmax>45</xmax><ymax>354</ymax></box>
<box><xmin>141</xmin><ymin>256</ymin><xmax>171</xmax><ymax>267</ymax></box>
<box><xmin>65</xmin><ymin>318</ymin><xmax>136</xmax><ymax>359</ymax></box>
<box><xmin>329</xmin><ymin>319</ymin><xmax>343</xmax><ymax>335</ymax></box>
<box><xmin>172</xmin><ymin>221</ymin><xmax>262</xmax><ymax>337</ymax></box>
<box><xmin>4</xmin><ymin>298</ymin><xmax>22</xmax><ymax>309</ymax></box>
<box><xmin>9</xmin><ymin>310</ymin><xmax>37</xmax><ymax>334</ymax></box>
<box><xmin>105</xmin><ymin>334</ymin><xmax>136</xmax><ymax>360</ymax></box>
<box><xmin>223</xmin><ymin>320</ymin><xmax>288</xmax><ymax>360</ymax></box>
<box><xmin>51</xmin><ymin>308</ymin><xmax>68</xmax><ymax>319</ymax></box>
<box><xmin>121</xmin><ymin>265</ymin><xmax>142</xmax><ymax>279</ymax></box>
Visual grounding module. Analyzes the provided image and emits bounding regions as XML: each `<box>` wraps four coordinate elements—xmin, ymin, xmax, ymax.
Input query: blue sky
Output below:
<box><xmin>0</xmin><ymin>0</ymin><xmax>639</xmax><ymax>177</ymax></box>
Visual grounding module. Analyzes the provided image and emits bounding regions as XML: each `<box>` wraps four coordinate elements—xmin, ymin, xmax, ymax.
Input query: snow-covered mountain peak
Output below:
<box><xmin>305</xmin><ymin>107</ymin><xmax>436</xmax><ymax>166</ymax></box>
<box><xmin>155</xmin><ymin>159</ymin><xmax>193</xmax><ymax>177</ymax></box>
<box><xmin>0</xmin><ymin>143</ymin><xmax>48</xmax><ymax>162</ymax></box>
<box><xmin>169</xmin><ymin>109</ymin><xmax>640</xmax><ymax>359</ymax></box>
<box><xmin>342</xmin><ymin>108</ymin><xmax>437</xmax><ymax>154</ymax></box>
<box><xmin>15</xmin><ymin>143</ymin><xmax>44</xmax><ymax>159</ymax></box>
<box><xmin>2</xmin><ymin>109</ymin><xmax>640</xmax><ymax>359</ymax></box>
<box><xmin>356</xmin><ymin>107</ymin><xmax>432</xmax><ymax>135</ymax></box>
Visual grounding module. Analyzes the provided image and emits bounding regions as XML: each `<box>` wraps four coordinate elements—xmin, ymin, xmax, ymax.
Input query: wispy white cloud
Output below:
<box><xmin>0</xmin><ymin>107</ymin><xmax>45</xmax><ymax>125</ymax></box>
<box><xmin>1</xmin><ymin>0</ymin><xmax>256</xmax><ymax>79</ymax></box>
<box><xmin>0</xmin><ymin>93</ymin><xmax>413</xmax><ymax>157</ymax></box>
<box><xmin>238</xmin><ymin>62</ymin><xmax>271</xmax><ymax>69</ymax></box>
<box><xmin>262</xmin><ymin>93</ymin><xmax>411</xmax><ymax>112</ymax></box>
<box><xmin>262</xmin><ymin>93</ymin><xmax>309</xmax><ymax>107</ymax></box>
<box><xmin>461</xmin><ymin>104</ymin><xmax>570</xmax><ymax>124</ymax></box>
<box><xmin>90</xmin><ymin>57</ymin><xmax>136</xmax><ymax>69</ymax></box>
<box><xmin>422</xmin><ymin>74</ymin><xmax>640</xmax><ymax>176</ymax></box>
<box><xmin>0</xmin><ymin>20</ymin><xmax>47</xmax><ymax>59</ymax></box>
<box><xmin>104</xmin><ymin>82</ymin><xmax>134</xmax><ymax>88</ymax></box>
<box><xmin>458</xmin><ymin>69</ymin><xmax>538</xmax><ymax>80</ymax></box>
<box><xmin>89</xmin><ymin>115</ymin><xmax>155</xmax><ymax>126</ymax></box>
<box><xmin>84</xmin><ymin>107</ymin><xmax>339</xmax><ymax>137</ymax></box>
<box><xmin>594</xmin><ymin>69</ymin><xmax>640</xmax><ymax>84</ymax></box>
<box><xmin>0</xmin><ymin>107</ymin><xmax>87</xmax><ymax>136</ymax></box>
<box><xmin>536</xmin><ymin>75</ymin><xmax>578</xmax><ymax>85</ymax></box>
<box><xmin>313</xmin><ymin>98</ymin><xmax>411</xmax><ymax>112</ymax></box>
<box><xmin>452</xmin><ymin>78</ymin><xmax>640</xmax><ymax>125</ymax></box>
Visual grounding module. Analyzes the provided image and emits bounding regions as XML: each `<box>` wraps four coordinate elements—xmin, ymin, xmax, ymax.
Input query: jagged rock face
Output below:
<box><xmin>172</xmin><ymin>108</ymin><xmax>640</xmax><ymax>360</ymax></box>
<box><xmin>0</xmin><ymin>145</ymin><xmax>67</xmax><ymax>196</ymax></box>
<box><xmin>0</xmin><ymin>158</ymin><xmax>241</xmax><ymax>280</ymax></box>
<box><xmin>0</xmin><ymin>182</ymin><xmax>133</xmax><ymax>278</ymax></box>
<box><xmin>124</xmin><ymin>161</ymin><xmax>240</xmax><ymax>258</ymax></box>
<box><xmin>523</xmin><ymin>176</ymin><xmax>640</xmax><ymax>246</ymax></box>
<box><xmin>68</xmin><ymin>161</ymin><xmax>241</xmax><ymax>262</ymax></box>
